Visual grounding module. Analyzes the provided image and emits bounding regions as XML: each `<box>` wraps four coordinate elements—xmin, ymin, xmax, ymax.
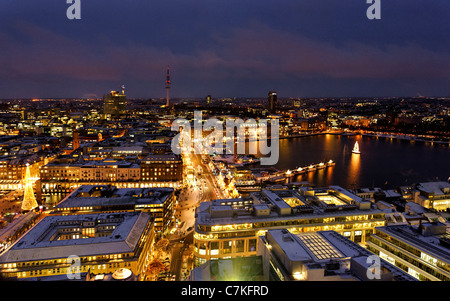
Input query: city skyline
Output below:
<box><xmin>0</xmin><ymin>75</ymin><xmax>448</xmax><ymax>283</ymax></box>
<box><xmin>0</xmin><ymin>0</ymin><xmax>448</xmax><ymax>286</ymax></box>
<box><xmin>0</xmin><ymin>1</ymin><xmax>449</xmax><ymax>99</ymax></box>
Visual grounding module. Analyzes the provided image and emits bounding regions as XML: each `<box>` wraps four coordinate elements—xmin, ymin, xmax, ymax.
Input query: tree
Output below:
<box><xmin>145</xmin><ymin>259</ymin><xmax>167</xmax><ymax>280</ymax></box>
<box><xmin>155</xmin><ymin>238</ymin><xmax>170</xmax><ymax>251</ymax></box>
<box><xmin>183</xmin><ymin>245</ymin><xmax>194</xmax><ymax>259</ymax></box>
<box><xmin>153</xmin><ymin>238</ymin><xmax>170</xmax><ymax>259</ymax></box>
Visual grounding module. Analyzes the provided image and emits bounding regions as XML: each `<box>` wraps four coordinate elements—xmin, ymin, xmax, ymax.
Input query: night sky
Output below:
<box><xmin>0</xmin><ymin>0</ymin><xmax>449</xmax><ymax>99</ymax></box>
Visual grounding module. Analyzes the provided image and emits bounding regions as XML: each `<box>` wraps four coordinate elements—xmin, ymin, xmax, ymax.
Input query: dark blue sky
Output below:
<box><xmin>0</xmin><ymin>0</ymin><xmax>449</xmax><ymax>99</ymax></box>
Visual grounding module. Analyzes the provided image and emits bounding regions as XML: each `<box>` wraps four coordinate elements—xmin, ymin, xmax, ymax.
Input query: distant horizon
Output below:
<box><xmin>1</xmin><ymin>94</ymin><xmax>449</xmax><ymax>101</ymax></box>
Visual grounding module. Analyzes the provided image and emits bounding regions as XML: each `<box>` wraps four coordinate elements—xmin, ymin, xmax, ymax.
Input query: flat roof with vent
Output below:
<box><xmin>297</xmin><ymin>233</ymin><xmax>344</xmax><ymax>261</ymax></box>
<box><xmin>54</xmin><ymin>185</ymin><xmax>174</xmax><ymax>210</ymax></box>
<box><xmin>0</xmin><ymin>212</ymin><xmax>153</xmax><ymax>263</ymax></box>
<box><xmin>375</xmin><ymin>224</ymin><xmax>450</xmax><ymax>264</ymax></box>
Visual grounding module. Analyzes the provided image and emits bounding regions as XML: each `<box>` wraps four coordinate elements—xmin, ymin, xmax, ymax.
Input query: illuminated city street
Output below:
<box><xmin>172</xmin><ymin>151</ymin><xmax>227</xmax><ymax>238</ymax></box>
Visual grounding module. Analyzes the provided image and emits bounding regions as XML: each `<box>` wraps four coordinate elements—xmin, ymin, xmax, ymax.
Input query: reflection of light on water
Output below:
<box><xmin>326</xmin><ymin>165</ymin><xmax>333</xmax><ymax>184</ymax></box>
<box><xmin>303</xmin><ymin>169</ymin><xmax>317</xmax><ymax>184</ymax></box>
<box><xmin>292</xmin><ymin>165</ymin><xmax>334</xmax><ymax>187</ymax></box>
<box><xmin>272</xmin><ymin>134</ymin><xmax>449</xmax><ymax>189</ymax></box>
<box><xmin>347</xmin><ymin>153</ymin><xmax>361</xmax><ymax>188</ymax></box>
<box><xmin>316</xmin><ymin>167</ymin><xmax>325</xmax><ymax>186</ymax></box>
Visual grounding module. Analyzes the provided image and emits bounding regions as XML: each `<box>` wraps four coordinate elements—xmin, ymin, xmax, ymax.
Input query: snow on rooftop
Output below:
<box><xmin>267</xmin><ymin>230</ymin><xmax>312</xmax><ymax>262</ymax></box>
<box><xmin>384</xmin><ymin>189</ymin><xmax>401</xmax><ymax>198</ymax></box>
<box><xmin>417</xmin><ymin>182</ymin><xmax>450</xmax><ymax>195</ymax></box>
<box><xmin>54</xmin><ymin>186</ymin><xmax>173</xmax><ymax>208</ymax></box>
<box><xmin>329</xmin><ymin>185</ymin><xmax>365</xmax><ymax>203</ymax></box>
<box><xmin>0</xmin><ymin>212</ymin><xmax>152</xmax><ymax>263</ymax></box>
<box><xmin>262</xmin><ymin>189</ymin><xmax>291</xmax><ymax>209</ymax></box>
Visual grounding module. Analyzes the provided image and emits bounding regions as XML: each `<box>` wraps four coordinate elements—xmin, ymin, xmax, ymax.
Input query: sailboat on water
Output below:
<box><xmin>352</xmin><ymin>141</ymin><xmax>360</xmax><ymax>154</ymax></box>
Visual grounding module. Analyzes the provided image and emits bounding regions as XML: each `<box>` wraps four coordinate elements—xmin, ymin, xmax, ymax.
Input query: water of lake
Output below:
<box><xmin>250</xmin><ymin>134</ymin><xmax>449</xmax><ymax>190</ymax></box>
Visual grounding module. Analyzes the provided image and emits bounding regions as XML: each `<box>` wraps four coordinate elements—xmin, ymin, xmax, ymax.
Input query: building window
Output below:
<box><xmin>248</xmin><ymin>239</ymin><xmax>257</xmax><ymax>252</ymax></box>
<box><xmin>354</xmin><ymin>230</ymin><xmax>362</xmax><ymax>243</ymax></box>
<box><xmin>236</xmin><ymin>240</ymin><xmax>245</xmax><ymax>253</ymax></box>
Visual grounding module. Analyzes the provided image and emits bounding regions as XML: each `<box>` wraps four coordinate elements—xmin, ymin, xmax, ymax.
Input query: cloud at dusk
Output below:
<box><xmin>0</xmin><ymin>0</ymin><xmax>449</xmax><ymax>98</ymax></box>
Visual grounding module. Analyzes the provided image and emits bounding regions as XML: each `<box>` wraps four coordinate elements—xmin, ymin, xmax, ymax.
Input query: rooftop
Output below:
<box><xmin>196</xmin><ymin>187</ymin><xmax>382</xmax><ymax>227</ymax></box>
<box><xmin>262</xmin><ymin>229</ymin><xmax>417</xmax><ymax>281</ymax></box>
<box><xmin>374</xmin><ymin>224</ymin><xmax>450</xmax><ymax>263</ymax></box>
<box><xmin>416</xmin><ymin>181</ymin><xmax>450</xmax><ymax>196</ymax></box>
<box><xmin>142</xmin><ymin>154</ymin><xmax>181</xmax><ymax>162</ymax></box>
<box><xmin>54</xmin><ymin>185</ymin><xmax>174</xmax><ymax>209</ymax></box>
<box><xmin>0</xmin><ymin>212</ymin><xmax>153</xmax><ymax>263</ymax></box>
<box><xmin>45</xmin><ymin>159</ymin><xmax>140</xmax><ymax>168</ymax></box>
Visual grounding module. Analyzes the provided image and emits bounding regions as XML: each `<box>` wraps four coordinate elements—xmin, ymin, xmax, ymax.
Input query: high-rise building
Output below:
<box><xmin>268</xmin><ymin>91</ymin><xmax>277</xmax><ymax>113</ymax></box>
<box><xmin>103</xmin><ymin>89</ymin><xmax>127</xmax><ymax>119</ymax></box>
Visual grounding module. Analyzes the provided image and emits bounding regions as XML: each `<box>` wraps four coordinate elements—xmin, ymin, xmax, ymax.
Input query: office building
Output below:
<box><xmin>412</xmin><ymin>182</ymin><xmax>450</xmax><ymax>212</ymax></box>
<box><xmin>257</xmin><ymin>229</ymin><xmax>416</xmax><ymax>281</ymax></box>
<box><xmin>193</xmin><ymin>186</ymin><xmax>386</xmax><ymax>266</ymax></box>
<box><xmin>41</xmin><ymin>159</ymin><xmax>139</xmax><ymax>205</ymax></box>
<box><xmin>0</xmin><ymin>212</ymin><xmax>155</xmax><ymax>280</ymax></box>
<box><xmin>52</xmin><ymin>184</ymin><xmax>175</xmax><ymax>233</ymax></box>
<box><xmin>140</xmin><ymin>154</ymin><xmax>183</xmax><ymax>183</ymax></box>
<box><xmin>0</xmin><ymin>152</ymin><xmax>56</xmax><ymax>183</ymax></box>
<box><xmin>367</xmin><ymin>223</ymin><xmax>450</xmax><ymax>281</ymax></box>
<box><xmin>40</xmin><ymin>155</ymin><xmax>183</xmax><ymax>206</ymax></box>
<box><xmin>41</xmin><ymin>160</ymin><xmax>140</xmax><ymax>183</ymax></box>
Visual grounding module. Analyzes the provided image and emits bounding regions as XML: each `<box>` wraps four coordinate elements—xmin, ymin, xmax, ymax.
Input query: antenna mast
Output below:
<box><xmin>165</xmin><ymin>66</ymin><xmax>171</xmax><ymax>107</ymax></box>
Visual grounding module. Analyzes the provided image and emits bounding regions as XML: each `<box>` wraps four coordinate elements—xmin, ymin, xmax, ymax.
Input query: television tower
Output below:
<box><xmin>165</xmin><ymin>66</ymin><xmax>171</xmax><ymax>107</ymax></box>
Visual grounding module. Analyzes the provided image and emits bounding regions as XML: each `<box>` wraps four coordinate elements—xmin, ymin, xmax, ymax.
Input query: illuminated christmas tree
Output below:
<box><xmin>21</xmin><ymin>163</ymin><xmax>38</xmax><ymax>211</ymax></box>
